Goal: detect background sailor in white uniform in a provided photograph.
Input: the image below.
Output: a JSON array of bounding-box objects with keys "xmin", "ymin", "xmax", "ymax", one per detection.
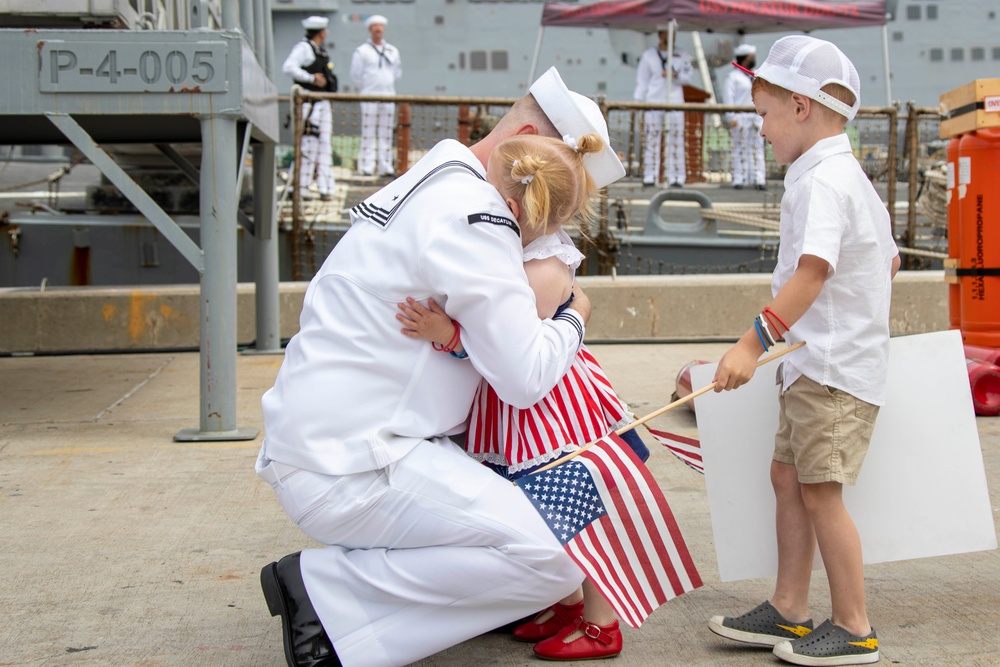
[
  {"xmin": 724, "ymin": 43, "xmax": 767, "ymax": 190},
  {"xmin": 256, "ymin": 67, "xmax": 626, "ymax": 667},
  {"xmin": 350, "ymin": 14, "xmax": 402, "ymax": 177},
  {"xmin": 634, "ymin": 27, "xmax": 693, "ymax": 187},
  {"xmin": 282, "ymin": 16, "xmax": 337, "ymax": 200}
]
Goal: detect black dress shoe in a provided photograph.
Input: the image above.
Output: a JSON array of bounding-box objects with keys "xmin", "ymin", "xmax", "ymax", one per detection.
[{"xmin": 261, "ymin": 553, "xmax": 341, "ymax": 667}]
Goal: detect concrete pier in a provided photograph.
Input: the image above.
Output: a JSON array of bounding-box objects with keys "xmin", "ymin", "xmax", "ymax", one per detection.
[
  {"xmin": 0, "ymin": 339, "xmax": 996, "ymax": 666},
  {"xmin": 0, "ymin": 271, "xmax": 947, "ymax": 354}
]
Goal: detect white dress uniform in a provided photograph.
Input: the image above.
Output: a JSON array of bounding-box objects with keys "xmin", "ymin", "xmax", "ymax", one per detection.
[
  {"xmin": 282, "ymin": 39, "xmax": 336, "ymax": 196},
  {"xmin": 723, "ymin": 67, "xmax": 765, "ymax": 188},
  {"xmin": 350, "ymin": 38, "xmax": 401, "ymax": 175},
  {"xmin": 257, "ymin": 138, "xmax": 586, "ymax": 667},
  {"xmin": 634, "ymin": 46, "xmax": 692, "ymax": 186}
]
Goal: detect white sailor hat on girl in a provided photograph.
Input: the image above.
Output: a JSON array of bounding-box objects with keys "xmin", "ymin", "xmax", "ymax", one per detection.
[
  {"xmin": 754, "ymin": 35, "xmax": 861, "ymax": 121},
  {"xmin": 528, "ymin": 67, "xmax": 626, "ymax": 189},
  {"xmin": 301, "ymin": 16, "xmax": 329, "ymax": 30}
]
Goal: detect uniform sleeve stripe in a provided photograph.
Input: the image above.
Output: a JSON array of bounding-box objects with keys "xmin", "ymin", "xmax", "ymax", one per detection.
[{"xmin": 553, "ymin": 310, "xmax": 584, "ymax": 343}]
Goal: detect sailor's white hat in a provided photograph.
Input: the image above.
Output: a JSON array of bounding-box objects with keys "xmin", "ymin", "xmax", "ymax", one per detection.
[
  {"xmin": 734, "ymin": 43, "xmax": 757, "ymax": 57},
  {"xmin": 302, "ymin": 16, "xmax": 329, "ymax": 30},
  {"xmin": 365, "ymin": 14, "xmax": 388, "ymax": 28},
  {"xmin": 528, "ymin": 67, "xmax": 625, "ymax": 189}
]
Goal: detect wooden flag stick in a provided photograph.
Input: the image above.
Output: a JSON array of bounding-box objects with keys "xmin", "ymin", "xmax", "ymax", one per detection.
[
  {"xmin": 618, "ymin": 340, "xmax": 806, "ymax": 435},
  {"xmin": 533, "ymin": 341, "xmax": 806, "ymax": 474}
]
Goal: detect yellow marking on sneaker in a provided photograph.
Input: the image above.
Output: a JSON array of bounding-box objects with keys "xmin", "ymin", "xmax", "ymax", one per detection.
[
  {"xmin": 776, "ymin": 624, "xmax": 813, "ymax": 637},
  {"xmin": 849, "ymin": 638, "xmax": 879, "ymax": 650}
]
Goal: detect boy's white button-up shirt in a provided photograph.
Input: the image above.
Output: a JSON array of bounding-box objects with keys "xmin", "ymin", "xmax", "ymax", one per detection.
[{"xmin": 775, "ymin": 133, "xmax": 899, "ymax": 405}]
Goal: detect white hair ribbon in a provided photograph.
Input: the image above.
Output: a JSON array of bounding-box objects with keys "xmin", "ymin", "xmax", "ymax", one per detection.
[
  {"xmin": 562, "ymin": 134, "xmax": 579, "ymax": 151},
  {"xmin": 513, "ymin": 159, "xmax": 533, "ymax": 185}
]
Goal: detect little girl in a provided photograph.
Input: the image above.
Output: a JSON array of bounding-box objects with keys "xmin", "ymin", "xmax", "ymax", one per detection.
[{"xmin": 396, "ymin": 131, "xmax": 649, "ymax": 661}]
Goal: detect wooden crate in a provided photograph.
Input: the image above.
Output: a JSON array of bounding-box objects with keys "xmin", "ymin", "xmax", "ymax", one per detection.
[{"xmin": 940, "ymin": 79, "xmax": 1000, "ymax": 139}]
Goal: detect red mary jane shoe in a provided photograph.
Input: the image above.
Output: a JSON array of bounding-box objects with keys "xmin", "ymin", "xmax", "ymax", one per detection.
[
  {"xmin": 533, "ymin": 617, "xmax": 623, "ymax": 661},
  {"xmin": 512, "ymin": 600, "xmax": 585, "ymax": 643}
]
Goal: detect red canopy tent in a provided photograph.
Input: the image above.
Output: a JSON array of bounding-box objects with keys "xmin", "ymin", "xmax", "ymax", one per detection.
[
  {"xmin": 530, "ymin": 0, "xmax": 891, "ymax": 102},
  {"xmin": 540, "ymin": 0, "xmax": 887, "ymax": 34}
]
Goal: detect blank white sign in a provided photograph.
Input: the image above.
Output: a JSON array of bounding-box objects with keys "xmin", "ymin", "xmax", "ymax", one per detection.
[{"xmin": 692, "ymin": 329, "xmax": 997, "ymax": 582}]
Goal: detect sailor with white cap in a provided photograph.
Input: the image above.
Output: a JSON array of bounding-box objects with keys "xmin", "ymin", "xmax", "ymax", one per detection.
[
  {"xmin": 350, "ymin": 14, "xmax": 402, "ymax": 176},
  {"xmin": 724, "ymin": 43, "xmax": 767, "ymax": 189},
  {"xmin": 634, "ymin": 25, "xmax": 693, "ymax": 187},
  {"xmin": 256, "ymin": 66, "xmax": 623, "ymax": 667},
  {"xmin": 281, "ymin": 16, "xmax": 337, "ymax": 199}
]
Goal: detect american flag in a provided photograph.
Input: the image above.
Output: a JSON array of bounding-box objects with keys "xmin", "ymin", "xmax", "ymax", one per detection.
[
  {"xmin": 644, "ymin": 426, "xmax": 704, "ymax": 474},
  {"xmin": 515, "ymin": 433, "xmax": 702, "ymax": 628}
]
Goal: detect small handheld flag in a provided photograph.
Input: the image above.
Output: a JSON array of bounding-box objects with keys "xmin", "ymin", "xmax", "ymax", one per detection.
[{"xmin": 515, "ymin": 433, "xmax": 702, "ymax": 628}]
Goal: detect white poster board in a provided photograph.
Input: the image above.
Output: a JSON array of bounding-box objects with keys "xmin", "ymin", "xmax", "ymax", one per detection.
[{"xmin": 692, "ymin": 330, "xmax": 997, "ymax": 582}]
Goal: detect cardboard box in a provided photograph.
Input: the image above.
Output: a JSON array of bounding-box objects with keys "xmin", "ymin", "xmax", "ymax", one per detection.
[{"xmin": 940, "ymin": 79, "xmax": 1000, "ymax": 139}]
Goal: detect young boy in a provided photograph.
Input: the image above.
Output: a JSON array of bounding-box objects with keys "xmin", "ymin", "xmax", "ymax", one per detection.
[{"xmin": 706, "ymin": 35, "xmax": 900, "ymax": 666}]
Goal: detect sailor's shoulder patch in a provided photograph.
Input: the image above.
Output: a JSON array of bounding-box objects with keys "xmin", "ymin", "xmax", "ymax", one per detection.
[{"xmin": 467, "ymin": 212, "xmax": 520, "ymax": 237}]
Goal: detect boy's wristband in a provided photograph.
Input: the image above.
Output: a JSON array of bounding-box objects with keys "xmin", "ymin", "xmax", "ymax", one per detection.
[{"xmin": 753, "ymin": 319, "xmax": 771, "ymax": 352}]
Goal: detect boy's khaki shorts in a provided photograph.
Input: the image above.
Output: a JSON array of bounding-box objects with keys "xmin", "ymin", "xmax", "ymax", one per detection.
[{"xmin": 773, "ymin": 374, "xmax": 879, "ymax": 485}]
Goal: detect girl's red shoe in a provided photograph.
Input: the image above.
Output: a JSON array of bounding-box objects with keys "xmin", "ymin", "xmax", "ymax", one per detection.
[
  {"xmin": 532, "ymin": 617, "xmax": 623, "ymax": 661},
  {"xmin": 511, "ymin": 600, "xmax": 585, "ymax": 643}
]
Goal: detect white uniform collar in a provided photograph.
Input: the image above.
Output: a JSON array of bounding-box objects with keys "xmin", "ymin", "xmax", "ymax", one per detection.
[{"xmin": 350, "ymin": 140, "xmax": 485, "ymax": 229}]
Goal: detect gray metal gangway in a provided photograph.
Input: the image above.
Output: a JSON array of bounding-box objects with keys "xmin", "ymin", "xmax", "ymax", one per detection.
[{"xmin": 0, "ymin": 0, "xmax": 282, "ymax": 442}]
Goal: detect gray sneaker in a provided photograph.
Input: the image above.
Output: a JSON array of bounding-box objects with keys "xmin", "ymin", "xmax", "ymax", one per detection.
[
  {"xmin": 773, "ymin": 619, "xmax": 879, "ymax": 666},
  {"xmin": 708, "ymin": 600, "xmax": 814, "ymax": 646}
]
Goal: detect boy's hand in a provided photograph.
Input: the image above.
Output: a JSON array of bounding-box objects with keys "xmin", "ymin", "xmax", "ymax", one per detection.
[
  {"xmin": 396, "ymin": 297, "xmax": 454, "ymax": 345},
  {"xmin": 713, "ymin": 336, "xmax": 763, "ymax": 391}
]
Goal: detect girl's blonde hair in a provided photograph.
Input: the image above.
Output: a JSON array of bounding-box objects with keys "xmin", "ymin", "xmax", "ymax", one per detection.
[{"xmin": 491, "ymin": 132, "xmax": 605, "ymax": 237}]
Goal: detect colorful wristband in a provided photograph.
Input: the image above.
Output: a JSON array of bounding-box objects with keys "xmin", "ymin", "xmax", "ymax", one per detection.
[{"xmin": 753, "ymin": 319, "xmax": 770, "ymax": 352}]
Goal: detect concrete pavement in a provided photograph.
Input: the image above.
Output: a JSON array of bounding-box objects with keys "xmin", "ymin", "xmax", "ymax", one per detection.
[{"xmin": 1, "ymin": 342, "xmax": 998, "ymax": 666}]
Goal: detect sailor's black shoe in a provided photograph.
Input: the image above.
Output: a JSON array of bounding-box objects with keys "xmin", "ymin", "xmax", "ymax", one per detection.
[{"xmin": 261, "ymin": 552, "xmax": 341, "ymax": 667}]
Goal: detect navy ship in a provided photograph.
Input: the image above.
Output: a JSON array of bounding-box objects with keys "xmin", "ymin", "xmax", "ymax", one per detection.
[
  {"xmin": 273, "ymin": 0, "xmax": 999, "ymax": 110},
  {"xmin": 1, "ymin": 0, "xmax": 987, "ymax": 286}
]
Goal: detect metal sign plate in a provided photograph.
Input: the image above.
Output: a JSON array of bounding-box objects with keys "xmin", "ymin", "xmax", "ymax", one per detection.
[{"xmin": 39, "ymin": 40, "xmax": 228, "ymax": 93}]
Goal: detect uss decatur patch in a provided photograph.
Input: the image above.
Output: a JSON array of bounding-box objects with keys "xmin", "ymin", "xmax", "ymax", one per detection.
[{"xmin": 468, "ymin": 212, "xmax": 520, "ymax": 237}]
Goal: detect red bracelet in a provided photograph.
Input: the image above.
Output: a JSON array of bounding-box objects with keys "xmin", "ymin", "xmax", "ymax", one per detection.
[
  {"xmin": 762, "ymin": 306, "xmax": 789, "ymax": 336},
  {"xmin": 432, "ymin": 320, "xmax": 461, "ymax": 352}
]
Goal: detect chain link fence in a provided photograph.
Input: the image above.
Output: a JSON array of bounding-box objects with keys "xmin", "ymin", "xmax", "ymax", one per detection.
[{"xmin": 285, "ymin": 88, "xmax": 945, "ymax": 279}]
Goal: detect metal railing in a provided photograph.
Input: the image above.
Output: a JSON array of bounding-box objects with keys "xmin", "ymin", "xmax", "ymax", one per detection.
[{"xmin": 285, "ymin": 88, "xmax": 945, "ymax": 278}]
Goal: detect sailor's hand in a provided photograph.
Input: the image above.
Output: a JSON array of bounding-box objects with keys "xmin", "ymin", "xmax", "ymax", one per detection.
[{"xmin": 313, "ymin": 73, "xmax": 327, "ymax": 88}]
